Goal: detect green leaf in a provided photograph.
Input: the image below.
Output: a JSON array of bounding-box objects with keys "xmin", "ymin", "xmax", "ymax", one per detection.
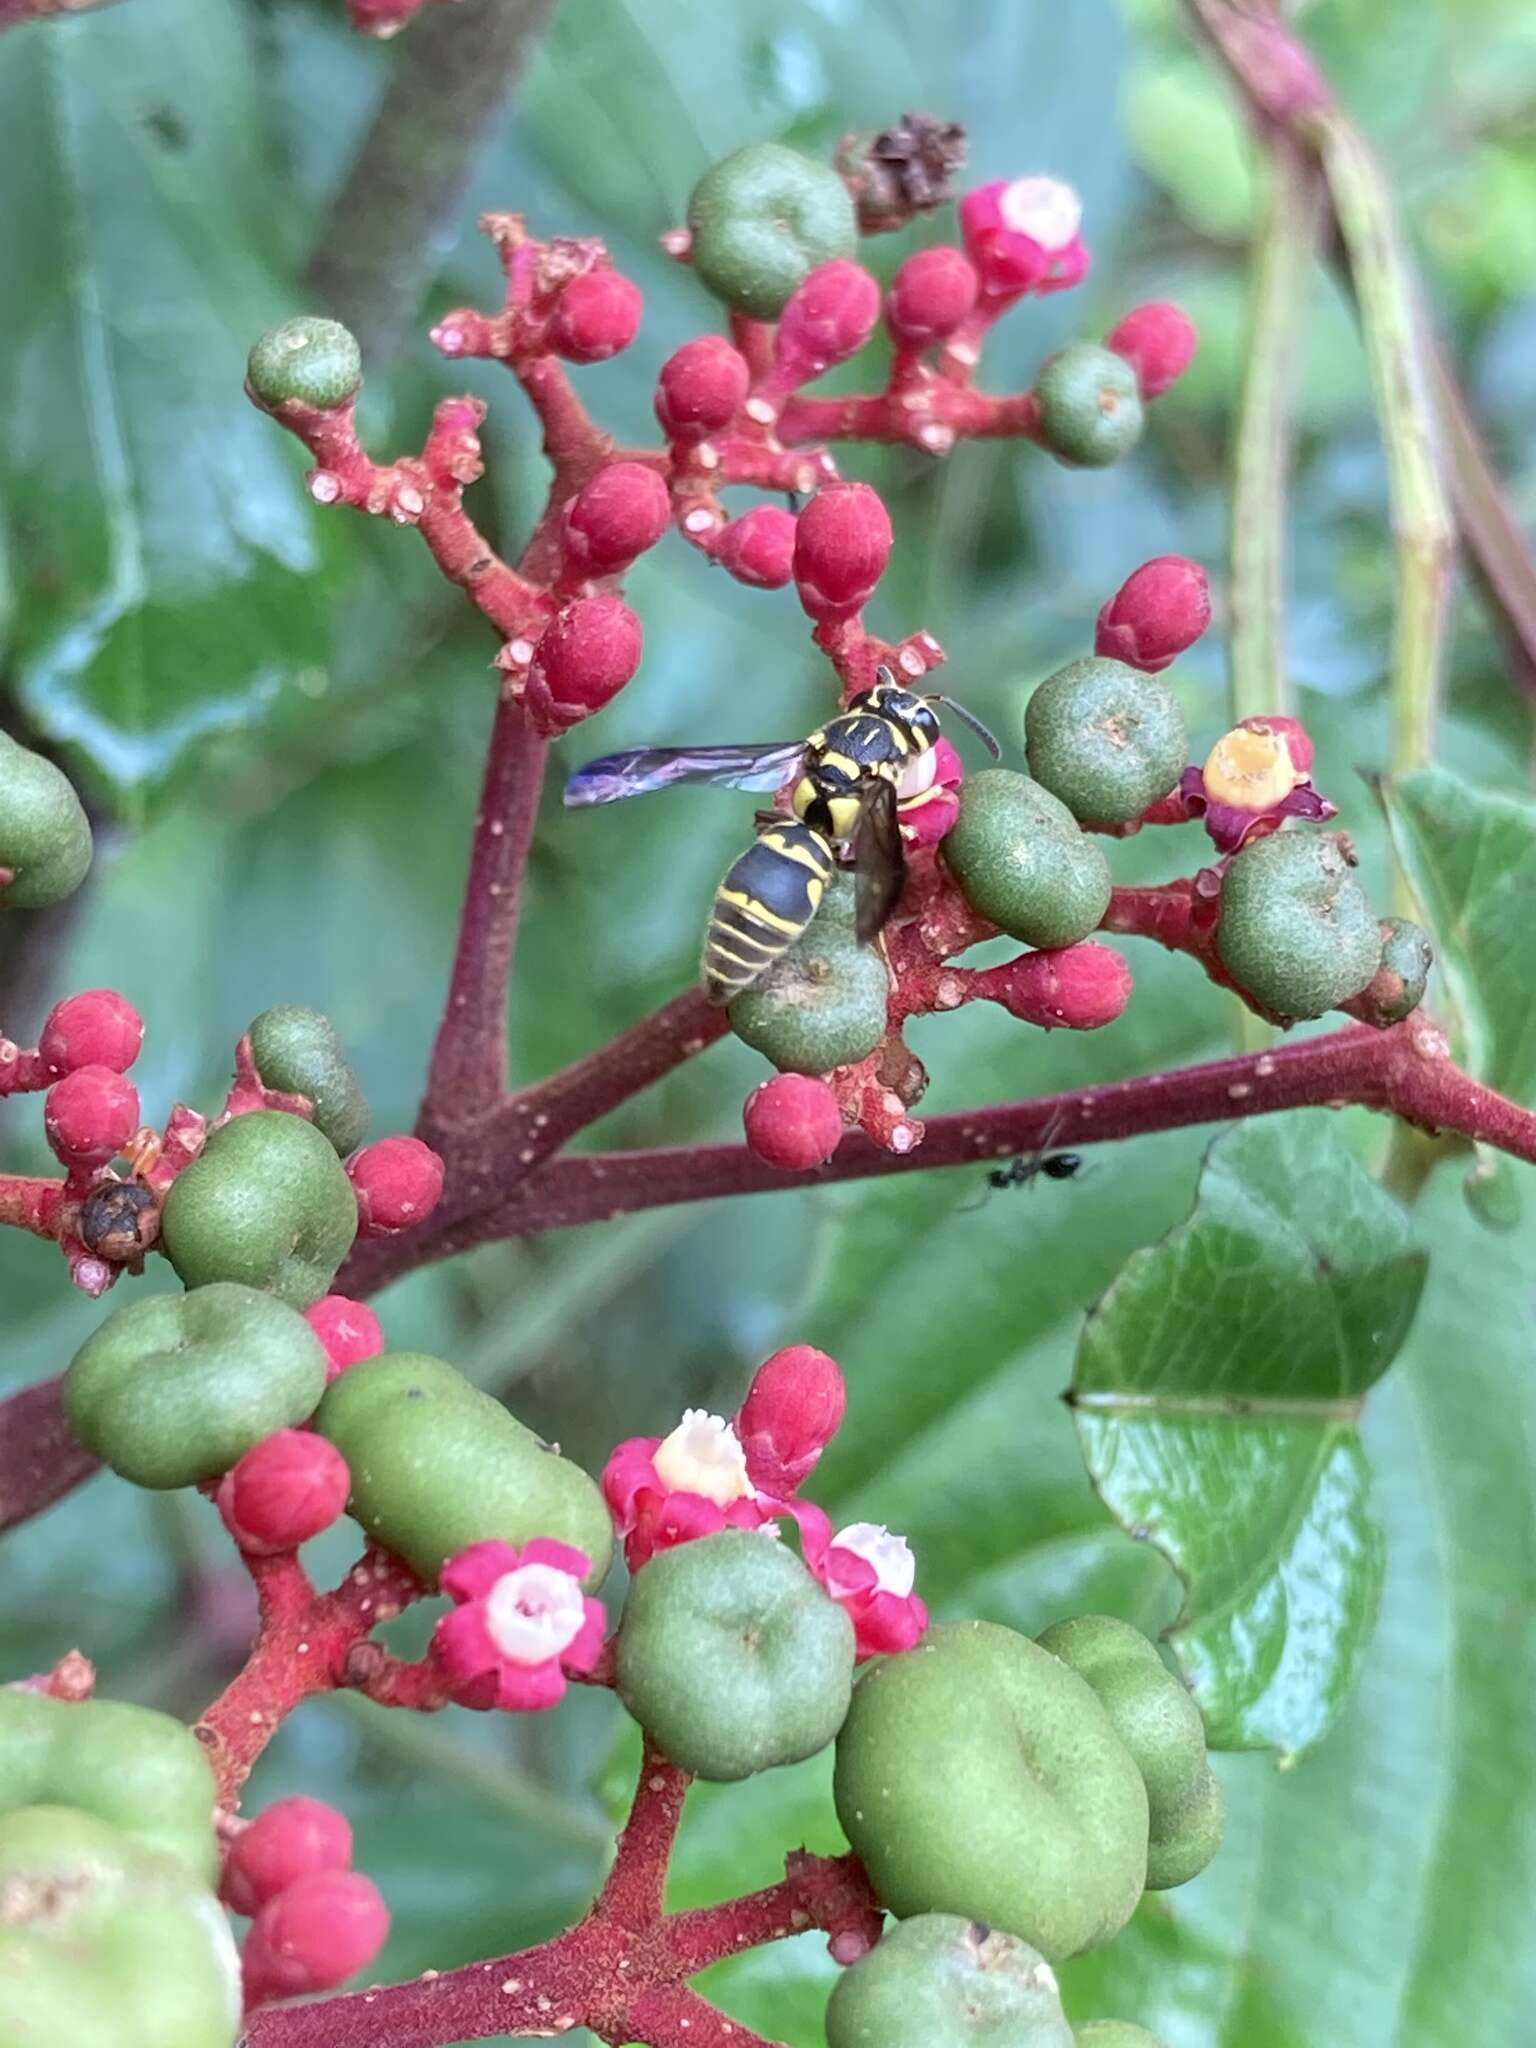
[
  {"xmin": 1071, "ymin": 1116, "xmax": 1427, "ymax": 1757},
  {"xmin": 1381, "ymin": 763, "xmax": 1536, "ymax": 1104},
  {"xmin": 0, "ymin": 0, "xmax": 352, "ymax": 813}
]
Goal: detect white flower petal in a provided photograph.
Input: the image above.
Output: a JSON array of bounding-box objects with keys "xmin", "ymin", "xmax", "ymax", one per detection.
[
  {"xmin": 485, "ymin": 1563, "xmax": 586, "ymax": 1665},
  {"xmin": 653, "ymin": 1409, "xmax": 756, "ymax": 1507},
  {"xmin": 999, "ymin": 176, "xmax": 1082, "ymax": 252},
  {"xmin": 832, "ymin": 1521, "xmax": 916, "ymax": 1597}
]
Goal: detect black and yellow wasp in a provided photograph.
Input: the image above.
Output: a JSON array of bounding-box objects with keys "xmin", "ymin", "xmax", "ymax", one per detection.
[{"xmin": 564, "ymin": 669, "xmax": 999, "ymax": 1003}]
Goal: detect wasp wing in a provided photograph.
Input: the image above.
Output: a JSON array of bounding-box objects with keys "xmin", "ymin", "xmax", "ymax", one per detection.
[
  {"xmin": 562, "ymin": 742, "xmax": 805, "ymax": 808},
  {"xmin": 852, "ymin": 778, "xmax": 906, "ymax": 945}
]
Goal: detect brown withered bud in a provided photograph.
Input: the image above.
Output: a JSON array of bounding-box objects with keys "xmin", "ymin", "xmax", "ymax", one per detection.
[
  {"xmin": 837, "ymin": 112, "xmax": 968, "ymax": 233},
  {"xmin": 78, "ymin": 1179, "xmax": 160, "ymax": 1263}
]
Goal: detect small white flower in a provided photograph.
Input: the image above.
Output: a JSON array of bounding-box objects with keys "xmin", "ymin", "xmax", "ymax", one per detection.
[
  {"xmin": 999, "ymin": 176, "xmax": 1082, "ymax": 252},
  {"xmin": 485, "ymin": 1564, "xmax": 586, "ymax": 1665},
  {"xmin": 653, "ymin": 1409, "xmax": 757, "ymax": 1507},
  {"xmin": 832, "ymin": 1522, "xmax": 916, "ymax": 1597}
]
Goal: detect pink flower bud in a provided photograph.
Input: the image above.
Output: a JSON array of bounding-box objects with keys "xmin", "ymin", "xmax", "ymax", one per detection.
[
  {"xmin": 523, "ymin": 595, "xmax": 644, "ymax": 734},
  {"xmin": 1105, "ymin": 302, "xmax": 1197, "ymax": 399},
  {"xmin": 655, "ymin": 336, "xmax": 751, "ymax": 441},
  {"xmin": 304, "ymin": 1295, "xmax": 385, "ymax": 1380},
  {"xmin": 714, "ymin": 505, "xmax": 797, "ymax": 589},
  {"xmin": 347, "ymin": 1135, "xmax": 446, "ymax": 1235},
  {"xmin": 743, "ymin": 1073, "xmax": 843, "ymax": 1171},
  {"xmin": 43, "ymin": 1066, "xmax": 139, "ymax": 1170},
  {"xmin": 772, "ymin": 260, "xmax": 881, "ymax": 386},
  {"xmin": 39, "ymin": 989, "xmax": 144, "ymax": 1076},
  {"xmin": 217, "ymin": 1430, "xmax": 351, "ymax": 1555},
  {"xmin": 991, "ymin": 942, "xmax": 1132, "ymax": 1031},
  {"xmin": 958, "ymin": 176, "xmax": 1089, "ymax": 300},
  {"xmin": 792, "ymin": 482, "xmax": 893, "ymax": 621},
  {"xmin": 548, "ymin": 269, "xmax": 643, "ymax": 363},
  {"xmin": 221, "ymin": 1798, "xmax": 353, "ymax": 1919},
  {"xmin": 886, "ymin": 246, "xmax": 979, "ymax": 347},
  {"xmin": 561, "ymin": 461, "xmax": 671, "ymax": 577},
  {"xmin": 737, "ymin": 1344, "xmax": 846, "ymax": 1495},
  {"xmin": 242, "ymin": 1871, "xmax": 389, "ymax": 2004},
  {"xmin": 1095, "ymin": 555, "xmax": 1211, "ymax": 673}
]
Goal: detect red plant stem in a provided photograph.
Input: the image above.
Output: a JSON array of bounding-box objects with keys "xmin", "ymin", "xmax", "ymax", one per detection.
[
  {"xmin": 420, "ymin": 693, "xmax": 549, "ymax": 1133},
  {"xmin": 609, "ymin": 1986, "xmax": 778, "ymax": 2048},
  {"xmin": 0, "ymin": 1372, "xmax": 99, "ymax": 1534},
  {"xmin": 0, "ymin": 1173, "xmax": 63, "ymax": 1239},
  {"xmin": 778, "ymin": 381, "xmax": 1042, "ymax": 448},
  {"xmin": 0, "ymin": 1043, "xmax": 51, "ymax": 1093},
  {"xmin": 592, "ymin": 1743, "xmax": 689, "ymax": 1928}
]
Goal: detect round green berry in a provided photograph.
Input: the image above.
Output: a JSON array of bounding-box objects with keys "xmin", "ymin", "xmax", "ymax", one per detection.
[
  {"xmin": 834, "ymin": 1620, "xmax": 1148, "ymax": 1963},
  {"xmin": 1075, "ymin": 2025, "xmax": 1170, "ymax": 2047},
  {"xmin": 616, "ymin": 1529, "xmax": 854, "ymax": 1781},
  {"xmin": 247, "ymin": 316, "xmax": 362, "ymax": 411},
  {"xmin": 728, "ymin": 877, "xmax": 889, "ymax": 1074},
  {"xmin": 942, "ymin": 770, "xmax": 1112, "ymax": 947},
  {"xmin": 1035, "ymin": 344, "xmax": 1145, "ymax": 468},
  {"xmin": 686, "ymin": 143, "xmax": 857, "ymax": 321},
  {"xmin": 246, "ymin": 1005, "xmax": 370, "ymax": 1155},
  {"xmin": 0, "ymin": 1806, "xmax": 240, "ymax": 2048},
  {"xmin": 0, "ymin": 732, "xmax": 93, "ymax": 910},
  {"xmin": 314, "ymin": 1351, "xmax": 613, "ymax": 1588},
  {"xmin": 1360, "ymin": 915, "xmax": 1433, "ymax": 1024},
  {"xmin": 1217, "ymin": 830, "xmax": 1382, "ymax": 1023},
  {"xmin": 160, "ymin": 1111, "xmax": 357, "ymax": 1307},
  {"xmin": 63, "ymin": 1283, "xmax": 327, "ymax": 1492},
  {"xmin": 826, "ymin": 1913, "xmax": 1073, "ymax": 2048},
  {"xmin": 1024, "ymin": 658, "xmax": 1187, "ymax": 826},
  {"xmin": 1036, "ymin": 1615, "xmax": 1223, "ymax": 1892},
  {"xmin": 0, "ymin": 1691, "xmax": 218, "ymax": 1883}
]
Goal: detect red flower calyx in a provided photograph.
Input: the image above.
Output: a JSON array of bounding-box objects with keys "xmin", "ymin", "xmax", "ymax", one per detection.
[
  {"xmin": 516, "ymin": 595, "xmax": 644, "ymax": 736},
  {"xmin": 221, "ymin": 1797, "xmax": 354, "ymax": 1919},
  {"xmin": 958, "ymin": 174, "xmax": 1089, "ymax": 300},
  {"xmin": 39, "ymin": 989, "xmax": 144, "ymax": 1077},
  {"xmin": 548, "ymin": 268, "xmax": 644, "ymax": 363},
  {"xmin": 793, "ymin": 481, "xmax": 894, "ymax": 621}
]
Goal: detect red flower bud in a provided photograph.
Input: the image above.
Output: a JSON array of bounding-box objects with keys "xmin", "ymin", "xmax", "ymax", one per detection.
[
  {"xmin": 990, "ymin": 942, "xmax": 1132, "ymax": 1031},
  {"xmin": 772, "ymin": 260, "xmax": 881, "ymax": 386},
  {"xmin": 1095, "ymin": 555, "xmax": 1211, "ymax": 673},
  {"xmin": 39, "ymin": 989, "xmax": 144, "ymax": 1077},
  {"xmin": 216, "ymin": 1430, "xmax": 351, "ymax": 1556},
  {"xmin": 737, "ymin": 1344, "xmax": 847, "ymax": 1494},
  {"xmin": 548, "ymin": 269, "xmax": 643, "ymax": 363},
  {"xmin": 714, "ymin": 505, "xmax": 797, "ymax": 589},
  {"xmin": 43, "ymin": 1065, "xmax": 139, "ymax": 1170},
  {"xmin": 221, "ymin": 1798, "xmax": 353, "ymax": 1919},
  {"xmin": 886, "ymin": 246, "xmax": 979, "ymax": 347},
  {"xmin": 523, "ymin": 596, "xmax": 644, "ymax": 735},
  {"xmin": 792, "ymin": 481, "xmax": 893, "ymax": 621},
  {"xmin": 347, "ymin": 1135, "xmax": 446, "ymax": 1235},
  {"xmin": 958, "ymin": 177, "xmax": 1088, "ymax": 300},
  {"xmin": 743, "ymin": 1073, "xmax": 844, "ymax": 1172},
  {"xmin": 242, "ymin": 1870, "xmax": 389, "ymax": 2004},
  {"xmin": 304, "ymin": 1294, "xmax": 386, "ymax": 1380},
  {"xmin": 655, "ymin": 335, "xmax": 751, "ymax": 441},
  {"xmin": 561, "ymin": 461, "xmax": 671, "ymax": 577},
  {"xmin": 1105, "ymin": 302, "xmax": 1197, "ymax": 399}
]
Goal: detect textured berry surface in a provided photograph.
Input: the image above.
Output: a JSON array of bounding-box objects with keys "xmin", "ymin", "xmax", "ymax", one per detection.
[
  {"xmin": 743, "ymin": 1073, "xmax": 844, "ymax": 1169},
  {"xmin": 1035, "ymin": 343, "xmax": 1145, "ymax": 467},
  {"xmin": 348, "ymin": 1134, "xmax": 446, "ymax": 1233},
  {"xmin": 1024, "ymin": 656, "xmax": 1188, "ymax": 825},
  {"xmin": 1359, "ymin": 916, "xmax": 1433, "ymax": 1024},
  {"xmin": 0, "ymin": 731, "xmax": 94, "ymax": 910},
  {"xmin": 43, "ymin": 1065, "xmax": 140, "ymax": 1169},
  {"xmin": 1217, "ymin": 830, "xmax": 1382, "ymax": 1021},
  {"xmin": 217, "ymin": 1429, "xmax": 352, "ymax": 1555},
  {"xmin": 247, "ymin": 316, "xmax": 362, "ymax": 410},
  {"xmin": 616, "ymin": 1529, "xmax": 854, "ymax": 1780},
  {"xmin": 220, "ymin": 1797, "xmax": 353, "ymax": 1918},
  {"xmin": 242, "ymin": 1869, "xmax": 388, "ymax": 2002},
  {"xmin": 685, "ymin": 143, "xmax": 857, "ymax": 321},
  {"xmin": 826, "ymin": 1913, "xmax": 1073, "ymax": 2048},
  {"xmin": 943, "ymin": 770, "xmax": 1112, "ymax": 946},
  {"xmin": 560, "ymin": 461, "xmax": 671, "ymax": 575},
  {"xmin": 654, "ymin": 335, "xmax": 751, "ymax": 439},
  {"xmin": 834, "ymin": 1619, "xmax": 1148, "ymax": 1961},
  {"xmin": 247, "ymin": 1005, "xmax": 370, "ymax": 1155},
  {"xmin": 548, "ymin": 269, "xmax": 642, "ymax": 362},
  {"xmin": 39, "ymin": 990, "xmax": 143, "ymax": 1076},
  {"xmin": 728, "ymin": 879, "xmax": 889, "ymax": 1074},
  {"xmin": 793, "ymin": 481, "xmax": 893, "ymax": 620},
  {"xmin": 63, "ymin": 1284, "xmax": 328, "ymax": 1491}
]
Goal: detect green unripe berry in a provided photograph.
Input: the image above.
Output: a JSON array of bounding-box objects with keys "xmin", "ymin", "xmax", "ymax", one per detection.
[
  {"xmin": 1360, "ymin": 915, "xmax": 1433, "ymax": 1024},
  {"xmin": 826, "ymin": 1913, "xmax": 1074, "ymax": 2048},
  {"xmin": 1036, "ymin": 1615, "xmax": 1223, "ymax": 1892},
  {"xmin": 160, "ymin": 1110, "xmax": 357, "ymax": 1307},
  {"xmin": 729, "ymin": 876, "xmax": 888, "ymax": 1074},
  {"xmin": 0, "ymin": 1692, "xmax": 218, "ymax": 1882},
  {"xmin": 1075, "ymin": 2025, "xmax": 1170, "ymax": 2047},
  {"xmin": 63, "ymin": 1283, "xmax": 327, "ymax": 1492},
  {"xmin": 314, "ymin": 1352, "xmax": 613, "ymax": 1588},
  {"xmin": 686, "ymin": 143, "xmax": 857, "ymax": 321},
  {"xmin": 1035, "ymin": 344, "xmax": 1145, "ymax": 468},
  {"xmin": 1024, "ymin": 658, "xmax": 1187, "ymax": 826},
  {"xmin": 247, "ymin": 316, "xmax": 362, "ymax": 411},
  {"xmin": 1217, "ymin": 830, "xmax": 1382, "ymax": 1023},
  {"xmin": 246, "ymin": 1005, "xmax": 370, "ymax": 1155},
  {"xmin": 616, "ymin": 1529, "xmax": 854, "ymax": 1781},
  {"xmin": 0, "ymin": 1807, "xmax": 240, "ymax": 2048},
  {"xmin": 943, "ymin": 770, "xmax": 1112, "ymax": 947},
  {"xmin": 0, "ymin": 732, "xmax": 93, "ymax": 909},
  {"xmin": 834, "ymin": 1620, "xmax": 1148, "ymax": 1963}
]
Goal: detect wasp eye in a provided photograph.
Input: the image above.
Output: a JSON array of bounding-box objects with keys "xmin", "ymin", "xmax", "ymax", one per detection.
[{"xmin": 898, "ymin": 750, "xmax": 939, "ymax": 800}]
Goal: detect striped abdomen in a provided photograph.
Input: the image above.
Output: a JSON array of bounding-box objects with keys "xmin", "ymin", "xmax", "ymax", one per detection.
[{"xmin": 702, "ymin": 822, "xmax": 835, "ymax": 1004}]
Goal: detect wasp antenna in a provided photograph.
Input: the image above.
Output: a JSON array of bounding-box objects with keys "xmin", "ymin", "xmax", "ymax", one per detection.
[{"xmin": 931, "ymin": 695, "xmax": 1002, "ymax": 759}]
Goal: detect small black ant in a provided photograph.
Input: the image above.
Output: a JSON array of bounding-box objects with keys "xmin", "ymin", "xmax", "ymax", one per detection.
[{"xmin": 986, "ymin": 1150, "xmax": 1084, "ymax": 1191}]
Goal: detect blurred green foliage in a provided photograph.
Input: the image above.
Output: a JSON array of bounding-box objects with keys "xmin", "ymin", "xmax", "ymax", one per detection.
[{"xmin": 2, "ymin": 1, "xmax": 1535, "ymax": 2044}]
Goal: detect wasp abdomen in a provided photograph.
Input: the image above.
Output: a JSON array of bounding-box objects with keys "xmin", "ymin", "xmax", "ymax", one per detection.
[{"xmin": 702, "ymin": 823, "xmax": 835, "ymax": 1005}]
